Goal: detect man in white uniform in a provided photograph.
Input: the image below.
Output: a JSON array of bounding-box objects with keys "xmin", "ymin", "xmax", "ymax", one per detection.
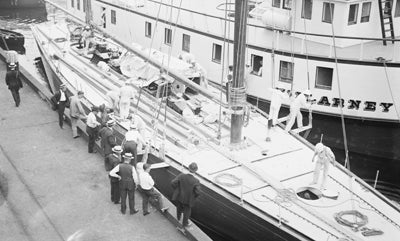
[
  {"xmin": 119, "ymin": 82, "xmax": 136, "ymax": 119},
  {"xmin": 268, "ymin": 87, "xmax": 289, "ymax": 126},
  {"xmin": 285, "ymin": 90, "xmax": 313, "ymax": 132},
  {"xmin": 310, "ymin": 143, "xmax": 336, "ymax": 190}
]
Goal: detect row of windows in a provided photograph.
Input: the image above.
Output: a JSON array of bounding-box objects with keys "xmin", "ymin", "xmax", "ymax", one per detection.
[
  {"xmin": 299, "ymin": 1, "xmax": 400, "ymax": 24},
  {"xmin": 70, "ymin": 0, "xmax": 86, "ymax": 12},
  {"xmin": 145, "ymin": 21, "xmax": 333, "ymax": 89}
]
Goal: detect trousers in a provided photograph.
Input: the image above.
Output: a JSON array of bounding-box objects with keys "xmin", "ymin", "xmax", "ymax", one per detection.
[
  {"xmin": 10, "ymin": 88, "xmax": 20, "ymax": 106},
  {"xmin": 120, "ymin": 187, "xmax": 135, "ymax": 213},
  {"xmin": 176, "ymin": 201, "xmax": 192, "ymax": 227},
  {"xmin": 110, "ymin": 178, "xmax": 120, "ymax": 203},
  {"xmin": 57, "ymin": 101, "xmax": 67, "ymax": 128},
  {"xmin": 141, "ymin": 188, "xmax": 164, "ymax": 213}
]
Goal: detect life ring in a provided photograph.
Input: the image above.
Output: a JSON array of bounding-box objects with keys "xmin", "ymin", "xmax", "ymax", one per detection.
[
  {"xmin": 171, "ymin": 81, "xmax": 186, "ymax": 95},
  {"xmin": 214, "ymin": 173, "xmax": 242, "ymax": 187},
  {"xmin": 334, "ymin": 210, "xmax": 368, "ymax": 231}
]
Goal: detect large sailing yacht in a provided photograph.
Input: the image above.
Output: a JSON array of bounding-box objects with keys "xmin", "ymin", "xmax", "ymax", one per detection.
[{"xmin": 64, "ymin": 0, "xmax": 400, "ymax": 191}]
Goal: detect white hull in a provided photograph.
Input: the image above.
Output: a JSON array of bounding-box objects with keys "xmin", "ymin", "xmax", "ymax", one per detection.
[{"xmin": 67, "ymin": 0, "xmax": 400, "ymax": 122}]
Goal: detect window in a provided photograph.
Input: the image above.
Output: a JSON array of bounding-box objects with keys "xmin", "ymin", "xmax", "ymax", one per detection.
[
  {"xmin": 145, "ymin": 22, "xmax": 151, "ymax": 38},
  {"xmin": 279, "ymin": 61, "xmax": 293, "ymax": 83},
  {"xmin": 212, "ymin": 43, "xmax": 222, "ymax": 63},
  {"xmin": 71, "ymin": 0, "xmax": 74, "ymax": 8},
  {"xmin": 111, "ymin": 10, "xmax": 116, "ymax": 24},
  {"xmin": 272, "ymin": 0, "xmax": 280, "ymax": 8},
  {"xmin": 164, "ymin": 28, "xmax": 172, "ymax": 45},
  {"xmin": 77, "ymin": 0, "xmax": 80, "ymax": 10},
  {"xmin": 83, "ymin": 0, "xmax": 86, "ymax": 12},
  {"xmin": 322, "ymin": 2, "xmax": 334, "ymax": 23},
  {"xmin": 251, "ymin": 54, "xmax": 263, "ymax": 77},
  {"xmin": 361, "ymin": 2, "xmax": 371, "ymax": 22},
  {"xmin": 315, "ymin": 67, "xmax": 333, "ymax": 90},
  {"xmin": 348, "ymin": 4, "xmax": 358, "ymax": 25},
  {"xmin": 182, "ymin": 34, "xmax": 190, "ymax": 52},
  {"xmin": 301, "ymin": 0, "xmax": 313, "ymax": 20},
  {"xmin": 395, "ymin": 0, "xmax": 400, "ymax": 17},
  {"xmin": 283, "ymin": 0, "xmax": 292, "ymax": 10}
]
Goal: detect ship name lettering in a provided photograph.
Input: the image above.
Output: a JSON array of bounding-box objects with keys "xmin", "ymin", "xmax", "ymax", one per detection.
[{"xmin": 315, "ymin": 96, "xmax": 393, "ymax": 112}]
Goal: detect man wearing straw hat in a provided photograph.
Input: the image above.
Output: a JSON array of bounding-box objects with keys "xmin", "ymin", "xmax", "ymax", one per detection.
[
  {"xmin": 107, "ymin": 145, "xmax": 123, "ymax": 204},
  {"xmin": 171, "ymin": 162, "xmax": 201, "ymax": 228},
  {"xmin": 109, "ymin": 153, "xmax": 139, "ymax": 215}
]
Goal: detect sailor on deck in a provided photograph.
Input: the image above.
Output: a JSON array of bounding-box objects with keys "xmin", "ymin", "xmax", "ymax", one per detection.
[
  {"xmin": 105, "ymin": 89, "xmax": 120, "ymax": 114},
  {"xmin": 310, "ymin": 143, "xmax": 336, "ymax": 190},
  {"xmin": 119, "ymin": 82, "xmax": 136, "ymax": 120},
  {"xmin": 285, "ymin": 90, "xmax": 313, "ymax": 132},
  {"xmin": 268, "ymin": 87, "xmax": 289, "ymax": 126}
]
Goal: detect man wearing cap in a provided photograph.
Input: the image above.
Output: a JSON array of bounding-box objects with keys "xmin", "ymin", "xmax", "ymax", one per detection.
[
  {"xmin": 99, "ymin": 119, "xmax": 117, "ymax": 168},
  {"xmin": 310, "ymin": 143, "xmax": 336, "ymax": 190},
  {"xmin": 285, "ymin": 90, "xmax": 314, "ymax": 132},
  {"xmin": 69, "ymin": 91, "xmax": 87, "ymax": 138},
  {"xmin": 109, "ymin": 153, "xmax": 139, "ymax": 214},
  {"xmin": 51, "ymin": 84, "xmax": 70, "ymax": 129},
  {"xmin": 171, "ymin": 162, "xmax": 201, "ymax": 228},
  {"xmin": 106, "ymin": 145, "xmax": 123, "ymax": 204},
  {"xmin": 86, "ymin": 106, "xmax": 101, "ymax": 153},
  {"xmin": 5, "ymin": 63, "xmax": 23, "ymax": 107},
  {"xmin": 139, "ymin": 163, "xmax": 169, "ymax": 216}
]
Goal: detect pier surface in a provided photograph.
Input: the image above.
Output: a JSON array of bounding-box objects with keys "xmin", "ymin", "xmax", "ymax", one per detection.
[{"xmin": 0, "ymin": 60, "xmax": 189, "ymax": 241}]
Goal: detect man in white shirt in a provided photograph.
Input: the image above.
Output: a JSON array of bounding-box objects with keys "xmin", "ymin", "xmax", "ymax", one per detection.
[
  {"xmin": 86, "ymin": 106, "xmax": 101, "ymax": 153},
  {"xmin": 138, "ymin": 163, "xmax": 168, "ymax": 216},
  {"xmin": 109, "ymin": 153, "xmax": 139, "ymax": 215},
  {"xmin": 285, "ymin": 90, "xmax": 313, "ymax": 132},
  {"xmin": 119, "ymin": 82, "xmax": 136, "ymax": 120},
  {"xmin": 269, "ymin": 87, "xmax": 289, "ymax": 126},
  {"xmin": 310, "ymin": 143, "xmax": 336, "ymax": 190},
  {"xmin": 105, "ymin": 89, "xmax": 120, "ymax": 114}
]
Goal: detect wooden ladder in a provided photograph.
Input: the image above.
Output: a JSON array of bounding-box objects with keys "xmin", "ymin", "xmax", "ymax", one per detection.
[{"xmin": 378, "ymin": 0, "xmax": 396, "ymax": 45}]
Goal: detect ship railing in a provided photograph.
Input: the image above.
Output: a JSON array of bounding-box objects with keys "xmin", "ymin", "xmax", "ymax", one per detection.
[{"xmin": 134, "ymin": 0, "xmax": 400, "ymax": 63}]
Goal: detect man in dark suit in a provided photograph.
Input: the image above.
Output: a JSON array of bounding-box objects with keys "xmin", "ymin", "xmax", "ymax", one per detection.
[
  {"xmin": 171, "ymin": 162, "xmax": 201, "ymax": 228},
  {"xmin": 99, "ymin": 119, "xmax": 117, "ymax": 169},
  {"xmin": 5, "ymin": 63, "xmax": 23, "ymax": 107},
  {"xmin": 106, "ymin": 145, "xmax": 122, "ymax": 204},
  {"xmin": 109, "ymin": 153, "xmax": 139, "ymax": 215},
  {"xmin": 51, "ymin": 84, "xmax": 70, "ymax": 129}
]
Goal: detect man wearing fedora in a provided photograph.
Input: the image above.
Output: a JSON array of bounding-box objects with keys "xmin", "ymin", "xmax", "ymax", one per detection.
[
  {"xmin": 171, "ymin": 162, "xmax": 201, "ymax": 228},
  {"xmin": 69, "ymin": 91, "xmax": 87, "ymax": 138},
  {"xmin": 109, "ymin": 153, "xmax": 139, "ymax": 214},
  {"xmin": 99, "ymin": 119, "xmax": 117, "ymax": 169},
  {"xmin": 51, "ymin": 84, "xmax": 70, "ymax": 129},
  {"xmin": 5, "ymin": 63, "xmax": 23, "ymax": 107},
  {"xmin": 107, "ymin": 145, "xmax": 123, "ymax": 204}
]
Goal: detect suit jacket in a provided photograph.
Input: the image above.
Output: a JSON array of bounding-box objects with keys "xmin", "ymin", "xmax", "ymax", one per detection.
[
  {"xmin": 5, "ymin": 70, "xmax": 22, "ymax": 90},
  {"xmin": 171, "ymin": 173, "xmax": 200, "ymax": 207},
  {"xmin": 99, "ymin": 127, "xmax": 116, "ymax": 156},
  {"xmin": 69, "ymin": 95, "xmax": 85, "ymax": 118},
  {"xmin": 51, "ymin": 90, "xmax": 70, "ymax": 108}
]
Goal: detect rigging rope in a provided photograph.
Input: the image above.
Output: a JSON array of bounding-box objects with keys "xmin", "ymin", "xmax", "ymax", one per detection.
[{"xmin": 380, "ymin": 59, "xmax": 400, "ymax": 122}]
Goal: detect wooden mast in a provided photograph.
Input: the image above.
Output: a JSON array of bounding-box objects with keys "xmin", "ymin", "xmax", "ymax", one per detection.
[
  {"xmin": 85, "ymin": 0, "xmax": 92, "ymax": 25},
  {"xmin": 230, "ymin": 0, "xmax": 248, "ymax": 145}
]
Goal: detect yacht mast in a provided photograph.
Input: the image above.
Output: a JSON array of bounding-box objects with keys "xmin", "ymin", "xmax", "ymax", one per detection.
[
  {"xmin": 85, "ymin": 0, "xmax": 92, "ymax": 25},
  {"xmin": 230, "ymin": 0, "xmax": 248, "ymax": 144}
]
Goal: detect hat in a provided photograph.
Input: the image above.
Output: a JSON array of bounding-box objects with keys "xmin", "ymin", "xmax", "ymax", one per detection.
[
  {"xmin": 77, "ymin": 90, "xmax": 84, "ymax": 95},
  {"xmin": 9, "ymin": 63, "xmax": 16, "ymax": 69},
  {"xmin": 302, "ymin": 90, "xmax": 312, "ymax": 96},
  {"xmin": 315, "ymin": 143, "xmax": 324, "ymax": 153},
  {"xmin": 188, "ymin": 162, "xmax": 198, "ymax": 173},
  {"xmin": 112, "ymin": 145, "xmax": 122, "ymax": 153},
  {"xmin": 84, "ymin": 25, "xmax": 91, "ymax": 30},
  {"xmin": 176, "ymin": 93, "xmax": 183, "ymax": 99},
  {"xmin": 91, "ymin": 106, "xmax": 99, "ymax": 112},
  {"xmin": 106, "ymin": 119, "xmax": 115, "ymax": 127},
  {"xmin": 60, "ymin": 83, "xmax": 66, "ymax": 88},
  {"xmin": 123, "ymin": 153, "xmax": 133, "ymax": 159}
]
